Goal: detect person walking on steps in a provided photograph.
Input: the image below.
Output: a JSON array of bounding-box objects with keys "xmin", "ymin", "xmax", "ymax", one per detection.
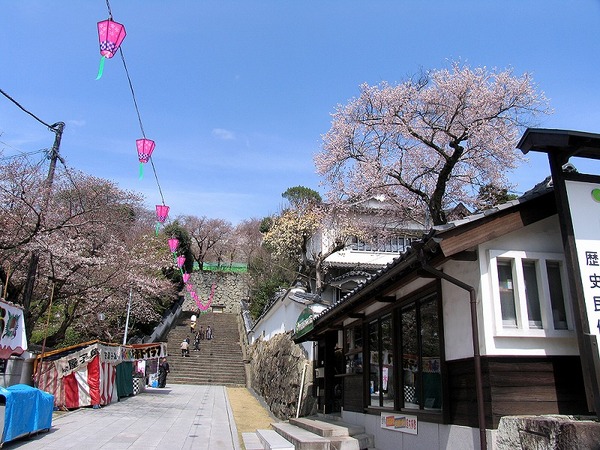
[
  {"xmin": 190, "ymin": 314, "xmax": 197, "ymax": 333},
  {"xmin": 206, "ymin": 325, "xmax": 213, "ymax": 340},
  {"xmin": 193, "ymin": 330, "xmax": 201, "ymax": 351},
  {"xmin": 181, "ymin": 338, "xmax": 189, "ymax": 357}
]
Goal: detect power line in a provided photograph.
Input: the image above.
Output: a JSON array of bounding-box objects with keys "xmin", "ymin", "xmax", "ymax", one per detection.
[
  {"xmin": 0, "ymin": 88, "xmax": 56, "ymax": 132},
  {"xmin": 103, "ymin": 3, "xmax": 168, "ymax": 209},
  {"xmin": 0, "ymin": 147, "xmax": 49, "ymax": 161}
]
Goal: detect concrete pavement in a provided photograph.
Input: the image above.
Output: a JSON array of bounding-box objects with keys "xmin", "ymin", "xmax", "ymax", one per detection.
[{"xmin": 4, "ymin": 384, "xmax": 241, "ymax": 450}]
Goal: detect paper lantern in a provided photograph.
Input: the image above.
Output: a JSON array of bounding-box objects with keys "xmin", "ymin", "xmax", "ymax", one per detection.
[
  {"xmin": 177, "ymin": 255, "xmax": 186, "ymax": 268},
  {"xmin": 154, "ymin": 204, "xmax": 169, "ymax": 235},
  {"xmin": 96, "ymin": 19, "xmax": 126, "ymax": 79},
  {"xmin": 183, "ymin": 273, "xmax": 190, "ymax": 283},
  {"xmin": 156, "ymin": 204, "xmax": 170, "ymax": 223},
  {"xmin": 167, "ymin": 238, "xmax": 179, "ymax": 253},
  {"xmin": 136, "ymin": 138, "xmax": 155, "ymax": 179}
]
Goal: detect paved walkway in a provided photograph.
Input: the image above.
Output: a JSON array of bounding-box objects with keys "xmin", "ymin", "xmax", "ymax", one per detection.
[{"xmin": 4, "ymin": 384, "xmax": 241, "ymax": 450}]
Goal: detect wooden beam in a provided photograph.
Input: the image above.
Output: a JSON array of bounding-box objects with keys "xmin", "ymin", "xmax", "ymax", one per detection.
[
  {"xmin": 348, "ymin": 313, "xmax": 365, "ymax": 319},
  {"xmin": 376, "ymin": 296, "xmax": 396, "ymax": 303},
  {"xmin": 438, "ymin": 192, "xmax": 556, "ymax": 257},
  {"xmin": 450, "ymin": 250, "xmax": 478, "ymax": 261}
]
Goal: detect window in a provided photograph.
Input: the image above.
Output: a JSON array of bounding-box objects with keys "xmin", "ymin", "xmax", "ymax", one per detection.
[
  {"xmin": 344, "ymin": 325, "xmax": 363, "ymax": 374},
  {"xmin": 349, "ymin": 235, "xmax": 416, "ymax": 254},
  {"xmin": 400, "ymin": 293, "xmax": 442, "ymax": 411},
  {"xmin": 490, "ymin": 250, "xmax": 571, "ymax": 333},
  {"xmin": 368, "ymin": 314, "xmax": 394, "ymax": 407}
]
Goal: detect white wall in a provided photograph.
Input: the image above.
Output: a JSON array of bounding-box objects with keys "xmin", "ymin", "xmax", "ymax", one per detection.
[
  {"xmin": 342, "ymin": 409, "xmax": 492, "ymax": 450},
  {"xmin": 477, "ymin": 215, "xmax": 578, "ymax": 357},
  {"xmin": 440, "ymin": 260, "xmax": 480, "ymax": 362},
  {"xmin": 389, "ymin": 215, "xmax": 579, "ymax": 362},
  {"xmin": 248, "ymin": 299, "xmax": 314, "ymax": 358}
]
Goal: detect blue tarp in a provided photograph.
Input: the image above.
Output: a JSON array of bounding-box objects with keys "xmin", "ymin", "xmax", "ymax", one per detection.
[{"xmin": 0, "ymin": 384, "xmax": 54, "ymax": 444}]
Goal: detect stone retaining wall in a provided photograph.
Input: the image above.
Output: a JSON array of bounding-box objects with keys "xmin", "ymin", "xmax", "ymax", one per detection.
[
  {"xmin": 248, "ymin": 332, "xmax": 316, "ymax": 420},
  {"xmin": 496, "ymin": 415, "xmax": 600, "ymax": 449},
  {"xmin": 182, "ymin": 271, "xmax": 248, "ymax": 314}
]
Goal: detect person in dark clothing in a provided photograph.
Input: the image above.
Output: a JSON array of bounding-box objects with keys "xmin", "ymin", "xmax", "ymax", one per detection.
[
  {"xmin": 193, "ymin": 331, "xmax": 201, "ymax": 351},
  {"xmin": 158, "ymin": 358, "xmax": 170, "ymax": 388}
]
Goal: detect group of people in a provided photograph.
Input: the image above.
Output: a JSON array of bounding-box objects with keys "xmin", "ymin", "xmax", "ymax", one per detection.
[
  {"xmin": 181, "ymin": 315, "xmax": 214, "ymax": 356},
  {"xmin": 190, "ymin": 314, "xmax": 213, "ymax": 340},
  {"xmin": 154, "ymin": 314, "xmax": 217, "ymax": 388}
]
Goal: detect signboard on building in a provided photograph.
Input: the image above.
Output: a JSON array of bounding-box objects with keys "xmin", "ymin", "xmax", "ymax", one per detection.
[
  {"xmin": 381, "ymin": 412, "xmax": 418, "ymax": 434},
  {"xmin": 294, "ymin": 307, "xmax": 314, "ymax": 339},
  {"xmin": 566, "ymin": 180, "xmax": 600, "ymax": 354}
]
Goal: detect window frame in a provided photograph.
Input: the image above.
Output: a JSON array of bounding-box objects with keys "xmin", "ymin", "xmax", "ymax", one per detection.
[
  {"xmin": 488, "ymin": 250, "xmax": 574, "ymax": 337},
  {"xmin": 360, "ymin": 283, "xmax": 444, "ymax": 419},
  {"xmin": 349, "ymin": 234, "xmax": 417, "ymax": 254}
]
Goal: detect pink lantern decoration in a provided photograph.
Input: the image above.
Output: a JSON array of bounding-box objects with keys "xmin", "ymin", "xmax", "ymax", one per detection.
[
  {"xmin": 177, "ymin": 255, "xmax": 186, "ymax": 268},
  {"xmin": 167, "ymin": 238, "xmax": 179, "ymax": 253},
  {"xmin": 183, "ymin": 273, "xmax": 190, "ymax": 283},
  {"xmin": 136, "ymin": 138, "xmax": 155, "ymax": 179},
  {"xmin": 156, "ymin": 205, "xmax": 170, "ymax": 223},
  {"xmin": 154, "ymin": 204, "xmax": 169, "ymax": 235},
  {"xmin": 194, "ymin": 283, "xmax": 216, "ymax": 311},
  {"xmin": 96, "ymin": 19, "xmax": 126, "ymax": 79}
]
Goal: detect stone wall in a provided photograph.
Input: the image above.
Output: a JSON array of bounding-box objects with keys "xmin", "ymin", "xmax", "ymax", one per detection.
[
  {"xmin": 496, "ymin": 415, "xmax": 600, "ymax": 449},
  {"xmin": 248, "ymin": 332, "xmax": 316, "ymax": 420},
  {"xmin": 182, "ymin": 272, "xmax": 248, "ymax": 314}
]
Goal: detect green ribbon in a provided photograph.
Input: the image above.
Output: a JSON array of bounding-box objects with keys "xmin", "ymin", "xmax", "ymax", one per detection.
[{"xmin": 96, "ymin": 56, "xmax": 106, "ymax": 80}]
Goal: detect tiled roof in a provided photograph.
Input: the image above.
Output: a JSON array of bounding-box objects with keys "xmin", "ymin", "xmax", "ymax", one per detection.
[
  {"xmin": 323, "ymin": 260, "xmax": 390, "ymax": 270},
  {"xmin": 306, "ymin": 179, "xmax": 556, "ymax": 331}
]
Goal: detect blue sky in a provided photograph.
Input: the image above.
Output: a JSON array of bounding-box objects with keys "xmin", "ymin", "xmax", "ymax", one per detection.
[{"xmin": 2, "ymin": 1, "xmax": 600, "ymax": 224}]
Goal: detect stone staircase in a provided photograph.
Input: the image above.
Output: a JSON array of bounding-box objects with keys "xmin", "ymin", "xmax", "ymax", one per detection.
[
  {"xmin": 166, "ymin": 311, "xmax": 246, "ymax": 386},
  {"xmin": 243, "ymin": 414, "xmax": 376, "ymax": 450}
]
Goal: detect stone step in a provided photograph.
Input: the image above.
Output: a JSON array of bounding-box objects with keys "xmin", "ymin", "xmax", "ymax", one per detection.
[
  {"xmin": 271, "ymin": 422, "xmax": 330, "ymax": 450},
  {"xmin": 164, "ymin": 312, "xmax": 246, "ymax": 386},
  {"xmin": 257, "ymin": 429, "xmax": 295, "ymax": 450},
  {"xmin": 242, "ymin": 432, "xmax": 265, "ymax": 450},
  {"xmin": 290, "ymin": 417, "xmax": 350, "ymax": 437},
  {"xmin": 292, "ymin": 416, "xmax": 366, "ymax": 437}
]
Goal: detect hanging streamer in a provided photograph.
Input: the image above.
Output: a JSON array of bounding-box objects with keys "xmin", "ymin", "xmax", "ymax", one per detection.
[
  {"xmin": 96, "ymin": 56, "xmax": 106, "ymax": 80},
  {"xmin": 189, "ymin": 283, "xmax": 216, "ymax": 311}
]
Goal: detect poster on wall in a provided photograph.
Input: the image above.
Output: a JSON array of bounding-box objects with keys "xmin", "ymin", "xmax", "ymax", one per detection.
[
  {"xmin": 0, "ymin": 300, "xmax": 27, "ymax": 359},
  {"xmin": 566, "ymin": 180, "xmax": 600, "ymax": 361},
  {"xmin": 380, "ymin": 412, "xmax": 417, "ymax": 435}
]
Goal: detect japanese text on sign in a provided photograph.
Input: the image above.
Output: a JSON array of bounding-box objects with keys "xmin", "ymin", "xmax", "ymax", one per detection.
[{"xmin": 380, "ymin": 413, "xmax": 418, "ymax": 435}]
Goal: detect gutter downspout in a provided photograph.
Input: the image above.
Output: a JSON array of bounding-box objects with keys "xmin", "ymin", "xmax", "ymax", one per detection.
[{"xmin": 418, "ymin": 253, "xmax": 487, "ymax": 450}]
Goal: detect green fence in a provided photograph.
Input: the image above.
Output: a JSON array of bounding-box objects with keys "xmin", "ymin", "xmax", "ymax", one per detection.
[{"xmin": 199, "ymin": 262, "xmax": 248, "ymax": 273}]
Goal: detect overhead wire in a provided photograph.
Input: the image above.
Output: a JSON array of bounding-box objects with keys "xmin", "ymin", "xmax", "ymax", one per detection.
[
  {"xmin": 0, "ymin": 88, "xmax": 63, "ymax": 137},
  {"xmin": 0, "ymin": 147, "xmax": 49, "ymax": 161},
  {"xmin": 104, "ymin": 0, "xmax": 168, "ymax": 208}
]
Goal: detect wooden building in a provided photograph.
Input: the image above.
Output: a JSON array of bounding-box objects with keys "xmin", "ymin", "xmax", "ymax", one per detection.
[{"xmin": 294, "ymin": 129, "xmax": 600, "ymax": 449}]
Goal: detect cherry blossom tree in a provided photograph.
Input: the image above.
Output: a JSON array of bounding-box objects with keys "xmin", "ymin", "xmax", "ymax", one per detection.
[
  {"xmin": 179, "ymin": 215, "xmax": 233, "ymax": 270},
  {"xmin": 234, "ymin": 218, "xmax": 264, "ymax": 265},
  {"xmin": 315, "ymin": 62, "xmax": 551, "ymax": 225},
  {"xmin": 263, "ymin": 195, "xmax": 363, "ymax": 294},
  {"xmin": 0, "ymin": 160, "xmax": 177, "ymax": 345}
]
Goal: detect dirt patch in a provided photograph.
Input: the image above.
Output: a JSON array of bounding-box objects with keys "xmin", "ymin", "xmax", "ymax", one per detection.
[{"xmin": 227, "ymin": 387, "xmax": 275, "ymax": 448}]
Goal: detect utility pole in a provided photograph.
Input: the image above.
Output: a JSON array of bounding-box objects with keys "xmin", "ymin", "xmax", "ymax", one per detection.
[
  {"xmin": 123, "ymin": 288, "xmax": 133, "ymax": 345},
  {"xmin": 22, "ymin": 122, "xmax": 65, "ymax": 340}
]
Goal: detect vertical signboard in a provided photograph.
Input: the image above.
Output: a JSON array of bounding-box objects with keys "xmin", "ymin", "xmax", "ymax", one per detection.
[{"xmin": 566, "ymin": 180, "xmax": 600, "ymax": 349}]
